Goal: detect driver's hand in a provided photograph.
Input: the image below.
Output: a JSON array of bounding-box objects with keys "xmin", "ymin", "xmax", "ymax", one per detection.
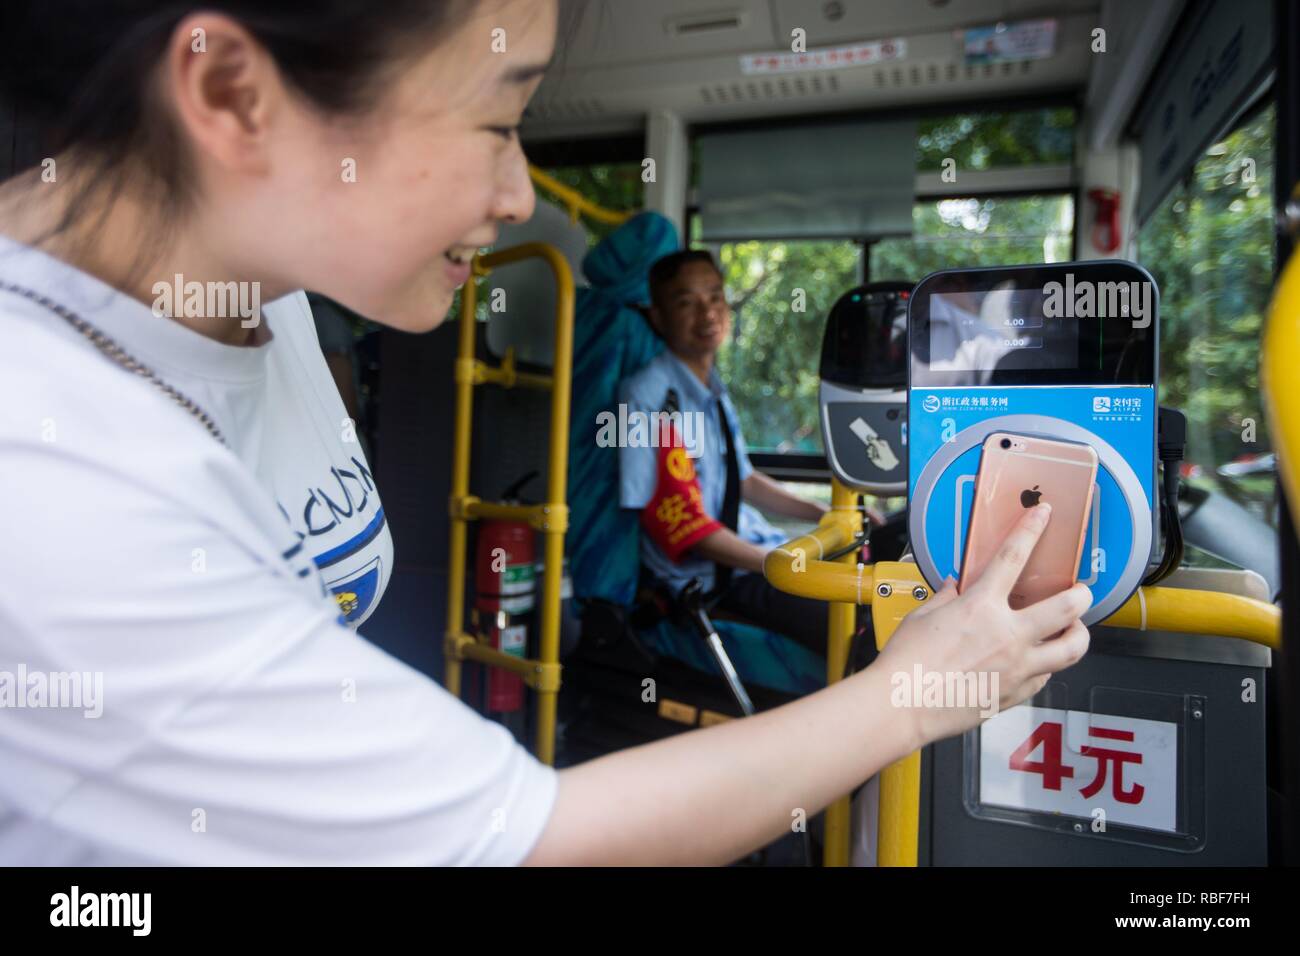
[{"xmin": 872, "ymin": 502, "xmax": 1091, "ymax": 748}]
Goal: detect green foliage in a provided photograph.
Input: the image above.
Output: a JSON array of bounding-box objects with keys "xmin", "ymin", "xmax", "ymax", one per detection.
[
  {"xmin": 716, "ymin": 195, "xmax": 1073, "ymax": 453},
  {"xmin": 1138, "ymin": 105, "xmax": 1275, "ymax": 519},
  {"xmin": 536, "ymin": 107, "xmax": 1278, "ymax": 529},
  {"xmin": 714, "ymin": 240, "xmax": 861, "ymax": 453},
  {"xmin": 872, "ymin": 195, "xmax": 1073, "ymax": 280},
  {"xmin": 916, "ymin": 108, "xmax": 1076, "ymax": 171}
]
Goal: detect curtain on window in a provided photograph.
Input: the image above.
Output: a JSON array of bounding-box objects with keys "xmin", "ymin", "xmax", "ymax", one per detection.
[{"xmin": 697, "ymin": 118, "xmax": 916, "ymax": 240}]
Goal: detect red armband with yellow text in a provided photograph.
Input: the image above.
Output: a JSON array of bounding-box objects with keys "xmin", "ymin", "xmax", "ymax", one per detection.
[{"xmin": 640, "ymin": 421, "xmax": 721, "ymax": 562}]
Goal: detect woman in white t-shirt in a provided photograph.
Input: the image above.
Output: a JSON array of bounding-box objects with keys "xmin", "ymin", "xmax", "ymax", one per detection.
[{"xmin": 0, "ymin": 0, "xmax": 1092, "ymax": 865}]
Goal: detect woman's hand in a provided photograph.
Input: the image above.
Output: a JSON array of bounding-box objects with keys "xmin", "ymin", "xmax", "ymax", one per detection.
[
  {"xmin": 873, "ymin": 502, "xmax": 1092, "ymax": 749},
  {"xmin": 530, "ymin": 500, "xmax": 1092, "ymax": 866}
]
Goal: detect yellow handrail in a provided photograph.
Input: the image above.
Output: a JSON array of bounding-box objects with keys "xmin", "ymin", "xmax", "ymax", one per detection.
[
  {"xmin": 820, "ymin": 480, "xmax": 863, "ymax": 866},
  {"xmin": 763, "ymin": 514, "xmax": 875, "ymax": 606},
  {"xmin": 529, "ymin": 165, "xmax": 637, "ymax": 226},
  {"xmin": 763, "ymin": 515, "xmax": 1284, "ymax": 646},
  {"xmin": 764, "ymin": 510, "xmax": 1283, "ymax": 866},
  {"xmin": 1263, "ymin": 210, "xmax": 1300, "ymax": 528},
  {"xmin": 443, "ymin": 241, "xmax": 575, "ymax": 765}
]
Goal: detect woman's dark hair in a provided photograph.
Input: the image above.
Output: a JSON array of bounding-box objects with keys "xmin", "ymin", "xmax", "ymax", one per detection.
[
  {"xmin": 647, "ymin": 249, "xmax": 723, "ymax": 308},
  {"xmin": 0, "ymin": 1, "xmax": 479, "ymax": 251}
]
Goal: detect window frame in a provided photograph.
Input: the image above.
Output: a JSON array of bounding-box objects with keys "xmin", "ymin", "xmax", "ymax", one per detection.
[
  {"xmin": 1132, "ymin": 95, "xmax": 1278, "ymax": 523},
  {"xmin": 538, "ymin": 103, "xmax": 1085, "ymax": 482},
  {"xmin": 696, "ymin": 187, "xmax": 1080, "ymax": 478}
]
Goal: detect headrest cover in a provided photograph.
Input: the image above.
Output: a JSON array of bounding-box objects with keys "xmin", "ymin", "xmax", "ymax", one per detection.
[{"xmin": 582, "ymin": 211, "xmax": 680, "ymax": 304}]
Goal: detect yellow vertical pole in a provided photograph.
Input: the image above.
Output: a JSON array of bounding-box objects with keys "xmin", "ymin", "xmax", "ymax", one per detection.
[
  {"xmin": 1263, "ymin": 236, "xmax": 1300, "ymax": 519},
  {"xmin": 822, "ymin": 478, "xmax": 861, "ymax": 866},
  {"xmin": 444, "ymin": 278, "xmax": 480, "ymax": 699},
  {"xmin": 532, "ymin": 252, "xmax": 575, "ymax": 765},
  {"xmin": 870, "ymin": 561, "xmax": 930, "ymax": 866}
]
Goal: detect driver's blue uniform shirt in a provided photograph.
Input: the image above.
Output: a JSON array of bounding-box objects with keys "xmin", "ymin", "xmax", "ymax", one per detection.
[{"xmin": 618, "ymin": 350, "xmax": 789, "ymax": 593}]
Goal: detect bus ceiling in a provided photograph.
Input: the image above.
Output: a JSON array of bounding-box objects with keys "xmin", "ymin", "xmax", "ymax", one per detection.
[
  {"xmin": 523, "ymin": 0, "xmax": 1196, "ymax": 260},
  {"xmin": 523, "ymin": 0, "xmax": 1184, "ymax": 145}
]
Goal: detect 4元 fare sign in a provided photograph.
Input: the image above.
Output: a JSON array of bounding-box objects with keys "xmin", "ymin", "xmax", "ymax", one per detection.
[{"xmin": 979, "ymin": 705, "xmax": 1179, "ymax": 834}]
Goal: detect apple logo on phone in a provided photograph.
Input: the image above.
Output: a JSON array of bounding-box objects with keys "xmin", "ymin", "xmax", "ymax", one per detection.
[{"xmin": 1020, "ymin": 485, "xmax": 1043, "ymax": 508}]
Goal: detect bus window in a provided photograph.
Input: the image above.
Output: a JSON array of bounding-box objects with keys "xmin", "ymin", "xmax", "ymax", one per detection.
[
  {"xmin": 870, "ymin": 193, "xmax": 1074, "ymax": 277},
  {"xmin": 713, "ymin": 237, "xmax": 862, "ymax": 456},
  {"xmin": 1138, "ymin": 103, "xmax": 1276, "ymax": 525},
  {"xmin": 705, "ymin": 108, "xmax": 1077, "ymax": 464},
  {"xmin": 915, "ymin": 107, "xmax": 1076, "ymax": 171}
]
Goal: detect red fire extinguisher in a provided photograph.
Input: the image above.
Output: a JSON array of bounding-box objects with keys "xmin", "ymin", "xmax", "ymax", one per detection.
[{"xmin": 474, "ymin": 474, "xmax": 538, "ymax": 713}]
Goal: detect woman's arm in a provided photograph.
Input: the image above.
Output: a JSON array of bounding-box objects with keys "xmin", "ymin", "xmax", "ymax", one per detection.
[
  {"xmin": 526, "ymin": 660, "xmax": 910, "ymax": 866},
  {"xmin": 525, "ymin": 502, "xmax": 1091, "ymax": 865}
]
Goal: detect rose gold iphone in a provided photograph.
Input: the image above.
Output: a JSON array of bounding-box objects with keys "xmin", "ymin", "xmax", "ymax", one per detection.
[{"xmin": 958, "ymin": 432, "xmax": 1099, "ymax": 609}]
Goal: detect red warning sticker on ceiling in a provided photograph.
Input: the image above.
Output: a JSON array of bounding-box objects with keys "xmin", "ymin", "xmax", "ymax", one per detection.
[{"xmin": 739, "ymin": 38, "xmax": 907, "ymax": 75}]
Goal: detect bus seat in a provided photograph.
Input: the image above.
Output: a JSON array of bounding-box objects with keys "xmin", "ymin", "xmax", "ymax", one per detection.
[
  {"xmin": 565, "ymin": 211, "xmax": 824, "ymax": 699},
  {"xmin": 485, "ymin": 198, "xmax": 591, "ymax": 369},
  {"xmin": 567, "ymin": 211, "xmax": 673, "ymax": 607}
]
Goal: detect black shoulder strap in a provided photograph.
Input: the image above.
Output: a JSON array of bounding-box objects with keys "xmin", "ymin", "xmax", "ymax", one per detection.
[
  {"xmin": 716, "ymin": 398, "xmax": 740, "ymax": 532},
  {"xmin": 713, "ymin": 397, "xmax": 741, "ymax": 593}
]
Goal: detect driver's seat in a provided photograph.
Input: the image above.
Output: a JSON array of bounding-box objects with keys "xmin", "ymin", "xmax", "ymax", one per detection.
[{"xmin": 561, "ymin": 212, "xmax": 826, "ymax": 755}]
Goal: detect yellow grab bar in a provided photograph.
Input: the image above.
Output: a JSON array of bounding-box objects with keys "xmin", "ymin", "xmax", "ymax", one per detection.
[
  {"xmin": 765, "ymin": 514, "xmax": 1281, "ymax": 867},
  {"xmin": 443, "ymin": 241, "xmax": 575, "ymax": 765},
  {"xmin": 820, "ymin": 481, "xmax": 865, "ymax": 866},
  {"xmin": 1263, "ymin": 224, "xmax": 1300, "ymax": 527},
  {"xmin": 762, "ymin": 513, "xmax": 875, "ymax": 606},
  {"xmin": 529, "ymin": 165, "xmax": 636, "ymax": 226},
  {"xmin": 1105, "ymin": 585, "xmax": 1280, "ymax": 649},
  {"xmin": 763, "ymin": 517, "xmax": 1281, "ymax": 647}
]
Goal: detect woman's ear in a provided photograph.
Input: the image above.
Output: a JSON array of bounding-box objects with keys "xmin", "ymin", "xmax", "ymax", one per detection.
[{"xmin": 163, "ymin": 13, "xmax": 281, "ymax": 176}]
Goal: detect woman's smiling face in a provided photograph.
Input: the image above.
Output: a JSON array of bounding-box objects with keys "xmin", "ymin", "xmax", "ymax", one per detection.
[{"xmin": 224, "ymin": 0, "xmax": 558, "ymax": 331}]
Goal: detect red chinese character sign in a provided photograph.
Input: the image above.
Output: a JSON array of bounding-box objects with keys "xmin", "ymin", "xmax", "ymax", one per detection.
[
  {"xmin": 738, "ymin": 38, "xmax": 907, "ymax": 76},
  {"xmin": 980, "ymin": 706, "xmax": 1177, "ymax": 832}
]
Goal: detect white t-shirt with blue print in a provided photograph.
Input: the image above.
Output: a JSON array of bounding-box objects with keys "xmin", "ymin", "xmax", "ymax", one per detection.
[
  {"xmin": 618, "ymin": 350, "xmax": 788, "ymax": 592},
  {"xmin": 0, "ymin": 235, "xmax": 556, "ymax": 865}
]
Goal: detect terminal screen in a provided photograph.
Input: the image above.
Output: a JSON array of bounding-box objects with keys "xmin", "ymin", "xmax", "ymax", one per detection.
[
  {"xmin": 928, "ymin": 287, "xmax": 1078, "ymax": 373},
  {"xmin": 909, "ymin": 263, "xmax": 1157, "ymax": 388}
]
